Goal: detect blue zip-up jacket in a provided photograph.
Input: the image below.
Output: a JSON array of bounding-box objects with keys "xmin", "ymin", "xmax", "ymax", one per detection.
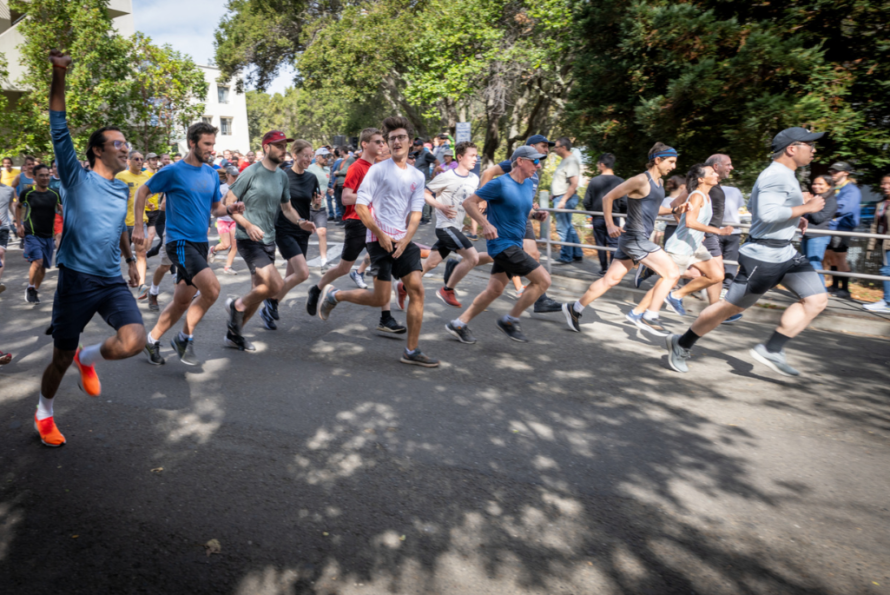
[{"xmin": 829, "ymin": 181, "xmax": 861, "ymax": 231}]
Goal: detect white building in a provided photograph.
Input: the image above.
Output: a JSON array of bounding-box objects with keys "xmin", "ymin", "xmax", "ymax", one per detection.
[{"xmin": 176, "ymin": 65, "xmax": 250, "ymax": 156}]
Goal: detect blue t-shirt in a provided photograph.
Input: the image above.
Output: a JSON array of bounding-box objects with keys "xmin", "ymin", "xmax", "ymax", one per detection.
[
  {"xmin": 50, "ymin": 110, "xmax": 131, "ymax": 278},
  {"xmin": 146, "ymin": 159, "xmax": 221, "ymax": 243},
  {"xmin": 475, "ymin": 173, "xmax": 534, "ymax": 257},
  {"xmin": 498, "ymin": 159, "xmax": 540, "ymax": 195}
]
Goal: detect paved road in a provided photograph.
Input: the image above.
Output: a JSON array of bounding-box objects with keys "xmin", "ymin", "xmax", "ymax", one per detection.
[{"xmin": 1, "ymin": 227, "xmax": 888, "ymax": 595}]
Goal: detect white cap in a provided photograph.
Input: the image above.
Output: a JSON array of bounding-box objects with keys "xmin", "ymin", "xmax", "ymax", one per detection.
[{"xmin": 314, "ymin": 147, "xmax": 331, "ymax": 157}]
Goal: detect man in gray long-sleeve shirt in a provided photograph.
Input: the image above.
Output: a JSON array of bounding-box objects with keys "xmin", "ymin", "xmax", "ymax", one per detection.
[{"xmin": 664, "ymin": 127, "xmax": 829, "ymax": 378}]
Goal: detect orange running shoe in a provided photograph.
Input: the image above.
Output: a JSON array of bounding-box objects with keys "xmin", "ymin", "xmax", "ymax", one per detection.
[
  {"xmin": 34, "ymin": 413, "xmax": 66, "ymax": 447},
  {"xmin": 74, "ymin": 347, "xmax": 101, "ymax": 397},
  {"xmin": 396, "ymin": 281, "xmax": 407, "ymax": 311},
  {"xmin": 437, "ymin": 287, "xmax": 461, "ymax": 308}
]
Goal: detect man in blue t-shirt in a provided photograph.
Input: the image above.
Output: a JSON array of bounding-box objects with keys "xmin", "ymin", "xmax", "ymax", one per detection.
[
  {"xmin": 35, "ymin": 50, "xmax": 146, "ymax": 448},
  {"xmin": 445, "ymin": 146, "xmax": 552, "ymax": 345},
  {"xmin": 133, "ymin": 122, "xmax": 244, "ymax": 366}
]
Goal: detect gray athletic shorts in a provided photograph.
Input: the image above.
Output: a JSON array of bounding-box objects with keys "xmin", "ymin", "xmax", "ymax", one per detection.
[
  {"xmin": 725, "ymin": 252, "xmax": 825, "ymax": 309},
  {"xmin": 703, "ymin": 233, "xmax": 722, "ymax": 257},
  {"xmin": 310, "ymin": 208, "xmax": 327, "ymax": 230},
  {"xmin": 614, "ymin": 231, "xmax": 661, "ymax": 263}
]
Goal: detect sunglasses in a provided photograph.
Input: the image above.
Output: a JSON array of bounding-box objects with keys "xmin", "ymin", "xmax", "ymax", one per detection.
[
  {"xmin": 108, "ymin": 140, "xmax": 131, "ymax": 151},
  {"xmin": 520, "ymin": 157, "xmax": 541, "ymax": 165}
]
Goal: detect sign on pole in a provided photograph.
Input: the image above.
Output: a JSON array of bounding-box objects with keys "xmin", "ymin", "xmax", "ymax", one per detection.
[{"xmin": 455, "ymin": 122, "xmax": 471, "ymax": 144}]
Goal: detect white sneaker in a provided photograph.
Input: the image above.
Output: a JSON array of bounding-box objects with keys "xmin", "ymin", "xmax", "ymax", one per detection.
[{"xmin": 863, "ymin": 299, "xmax": 890, "ymax": 313}]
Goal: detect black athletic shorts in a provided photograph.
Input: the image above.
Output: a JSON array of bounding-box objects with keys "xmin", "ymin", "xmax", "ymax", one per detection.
[
  {"xmin": 146, "ymin": 210, "xmax": 161, "ymax": 227},
  {"xmin": 703, "ymin": 233, "xmax": 722, "ymax": 258},
  {"xmin": 366, "ymin": 240, "xmax": 422, "ymax": 283},
  {"xmin": 50, "ymin": 266, "xmax": 143, "ymax": 351},
  {"xmin": 432, "ymin": 227, "xmax": 473, "ymax": 258},
  {"xmin": 491, "ymin": 245, "xmax": 540, "ymax": 279},
  {"xmin": 166, "ymin": 240, "xmax": 209, "ymax": 287},
  {"xmin": 342, "ymin": 219, "xmax": 367, "ymax": 262},
  {"xmin": 275, "ymin": 228, "xmax": 310, "ymax": 261},
  {"xmin": 524, "ymin": 220, "xmax": 536, "ymax": 241},
  {"xmin": 829, "ymin": 235, "xmax": 849, "ymax": 253},
  {"xmin": 725, "ymin": 252, "xmax": 825, "ymax": 309},
  {"xmin": 237, "ymin": 238, "xmax": 276, "ymax": 274}
]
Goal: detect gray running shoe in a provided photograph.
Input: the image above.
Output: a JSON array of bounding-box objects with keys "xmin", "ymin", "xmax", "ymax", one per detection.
[
  {"xmin": 400, "ymin": 348, "xmax": 440, "ymax": 367},
  {"xmin": 533, "ymin": 295, "xmax": 562, "ymax": 313},
  {"xmin": 318, "ymin": 285, "xmax": 339, "ymax": 321},
  {"xmin": 171, "ymin": 336, "xmax": 200, "ymax": 366},
  {"xmin": 226, "ymin": 297, "xmax": 245, "ymax": 335},
  {"xmin": 144, "ymin": 341, "xmax": 165, "ymax": 365},
  {"xmin": 148, "ymin": 292, "xmax": 160, "ymax": 311},
  {"xmin": 264, "ymin": 298, "xmax": 280, "ymax": 320},
  {"xmin": 446, "ymin": 321, "xmax": 477, "ymax": 344},
  {"xmin": 377, "ymin": 316, "xmax": 407, "ymax": 334},
  {"xmin": 259, "ymin": 305, "xmax": 278, "ymax": 330},
  {"xmin": 664, "ymin": 334, "xmax": 691, "ymax": 373},
  {"xmin": 496, "ymin": 318, "xmax": 528, "ymax": 342},
  {"xmin": 635, "ymin": 315, "xmax": 669, "ymax": 337},
  {"xmin": 562, "ymin": 302, "xmax": 582, "ymax": 332},
  {"xmin": 224, "ymin": 331, "xmax": 256, "ymax": 352},
  {"xmin": 750, "ymin": 344, "xmax": 800, "ymax": 377},
  {"xmin": 349, "ymin": 270, "xmax": 368, "ymax": 289}
]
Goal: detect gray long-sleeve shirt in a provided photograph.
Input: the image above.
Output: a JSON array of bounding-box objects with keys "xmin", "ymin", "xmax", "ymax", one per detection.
[{"xmin": 741, "ymin": 161, "xmax": 803, "ymax": 263}]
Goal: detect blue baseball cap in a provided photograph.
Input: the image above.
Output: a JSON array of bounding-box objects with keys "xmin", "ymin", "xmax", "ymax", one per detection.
[{"xmin": 526, "ymin": 134, "xmax": 555, "ymax": 147}]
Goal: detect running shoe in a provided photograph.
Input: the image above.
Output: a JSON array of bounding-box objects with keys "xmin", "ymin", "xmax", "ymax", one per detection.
[
  {"xmin": 443, "ymin": 258, "xmax": 458, "ymax": 287},
  {"xmin": 664, "ymin": 291, "xmax": 687, "ymax": 316},
  {"xmin": 377, "ymin": 316, "xmax": 407, "ymax": 334},
  {"xmin": 664, "ymin": 334, "xmax": 691, "ymax": 373},
  {"xmin": 436, "ymin": 287, "xmax": 461, "ymax": 308},
  {"xmin": 73, "ymin": 347, "xmax": 101, "ymax": 396},
  {"xmin": 637, "ymin": 316, "xmax": 669, "ymax": 337},
  {"xmin": 634, "ymin": 264, "xmax": 649, "ymax": 288},
  {"xmin": 26, "ymin": 287, "xmax": 39, "ymax": 304},
  {"xmin": 445, "ymin": 321, "xmax": 477, "ymax": 344},
  {"xmin": 34, "ymin": 413, "xmax": 65, "ymax": 447},
  {"xmin": 144, "ymin": 341, "xmax": 165, "ymax": 365},
  {"xmin": 207, "ymin": 247, "xmax": 217, "ymax": 263},
  {"xmin": 318, "ymin": 285, "xmax": 339, "ymax": 321},
  {"xmin": 400, "ymin": 348, "xmax": 440, "ymax": 367},
  {"xmin": 514, "ymin": 285, "xmax": 526, "ymax": 298},
  {"xmin": 171, "ymin": 335, "xmax": 200, "ymax": 366},
  {"xmin": 562, "ymin": 302, "xmax": 582, "ymax": 332},
  {"xmin": 750, "ymin": 344, "xmax": 800, "ymax": 377},
  {"xmin": 863, "ymin": 300, "xmax": 890, "ymax": 313},
  {"xmin": 148, "ymin": 292, "xmax": 160, "ymax": 311},
  {"xmin": 306, "ymin": 285, "xmax": 322, "ymax": 316},
  {"xmin": 497, "ymin": 318, "xmax": 528, "ymax": 342},
  {"xmin": 396, "ymin": 281, "xmax": 407, "ymax": 311},
  {"xmin": 720, "ymin": 287, "xmax": 728, "ymax": 300},
  {"xmin": 349, "ymin": 270, "xmax": 368, "ymax": 289},
  {"xmin": 223, "ymin": 267, "xmax": 238, "ymax": 275},
  {"xmin": 465, "ymin": 233, "xmax": 479, "ymax": 241},
  {"xmin": 0, "ymin": 351, "xmax": 12, "ymax": 365},
  {"xmin": 137, "ymin": 285, "xmax": 148, "ymax": 300},
  {"xmin": 533, "ymin": 296, "xmax": 563, "ymax": 313},
  {"xmin": 721, "ymin": 313, "xmax": 743, "ymax": 324},
  {"xmin": 0, "ymin": 283, "xmax": 6, "ymax": 295},
  {"xmin": 260, "ymin": 305, "xmax": 278, "ymax": 330},
  {"xmin": 264, "ymin": 298, "xmax": 280, "ymax": 320},
  {"xmin": 226, "ymin": 297, "xmax": 245, "ymax": 335},
  {"xmin": 224, "ymin": 331, "xmax": 256, "ymax": 352}
]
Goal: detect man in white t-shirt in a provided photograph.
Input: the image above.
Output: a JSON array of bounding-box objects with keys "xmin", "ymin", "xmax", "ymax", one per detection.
[
  {"xmin": 420, "ymin": 142, "xmax": 491, "ymax": 307},
  {"xmin": 719, "ymin": 184, "xmax": 745, "ymax": 289},
  {"xmin": 318, "ymin": 116, "xmax": 439, "ymax": 368}
]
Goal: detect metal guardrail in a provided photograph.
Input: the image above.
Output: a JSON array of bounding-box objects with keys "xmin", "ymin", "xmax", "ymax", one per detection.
[{"xmin": 535, "ymin": 207, "xmax": 890, "ymax": 283}]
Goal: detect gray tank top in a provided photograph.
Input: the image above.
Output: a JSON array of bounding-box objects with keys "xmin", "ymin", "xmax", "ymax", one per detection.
[{"xmin": 625, "ymin": 171, "xmax": 664, "ymax": 233}]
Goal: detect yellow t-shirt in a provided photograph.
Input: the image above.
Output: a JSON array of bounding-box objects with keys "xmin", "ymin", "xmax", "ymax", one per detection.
[
  {"xmin": 1, "ymin": 167, "xmax": 20, "ymax": 188},
  {"xmin": 116, "ymin": 170, "xmax": 153, "ymax": 226}
]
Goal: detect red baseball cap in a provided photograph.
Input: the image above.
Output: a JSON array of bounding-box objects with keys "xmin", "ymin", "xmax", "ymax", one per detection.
[{"xmin": 262, "ymin": 130, "xmax": 294, "ymax": 146}]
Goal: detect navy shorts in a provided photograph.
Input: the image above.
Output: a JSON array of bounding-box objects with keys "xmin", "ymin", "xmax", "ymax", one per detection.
[
  {"xmin": 24, "ymin": 234, "xmax": 54, "ymax": 268},
  {"xmin": 275, "ymin": 228, "xmax": 310, "ymax": 261},
  {"xmin": 50, "ymin": 266, "xmax": 143, "ymax": 352},
  {"xmin": 166, "ymin": 240, "xmax": 210, "ymax": 287}
]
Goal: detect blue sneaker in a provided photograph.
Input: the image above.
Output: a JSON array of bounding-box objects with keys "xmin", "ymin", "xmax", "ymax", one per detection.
[
  {"xmin": 721, "ymin": 313, "xmax": 743, "ymax": 324},
  {"xmin": 664, "ymin": 291, "xmax": 687, "ymax": 317}
]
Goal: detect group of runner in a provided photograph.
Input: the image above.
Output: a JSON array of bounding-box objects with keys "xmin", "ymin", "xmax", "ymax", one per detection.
[{"xmin": 16, "ymin": 51, "xmax": 836, "ymax": 448}]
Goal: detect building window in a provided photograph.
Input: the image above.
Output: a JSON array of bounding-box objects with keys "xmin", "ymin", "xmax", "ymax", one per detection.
[
  {"xmin": 202, "ymin": 116, "xmax": 212, "ymax": 125},
  {"xmin": 217, "ymin": 86, "xmax": 229, "ymax": 104},
  {"xmin": 220, "ymin": 118, "xmax": 232, "ymax": 136}
]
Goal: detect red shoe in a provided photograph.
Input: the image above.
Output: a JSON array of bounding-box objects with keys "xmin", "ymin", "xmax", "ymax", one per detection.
[
  {"xmin": 396, "ymin": 281, "xmax": 407, "ymax": 311},
  {"xmin": 74, "ymin": 347, "xmax": 101, "ymax": 397},
  {"xmin": 0, "ymin": 351, "xmax": 12, "ymax": 365},
  {"xmin": 34, "ymin": 413, "xmax": 66, "ymax": 447},
  {"xmin": 436, "ymin": 286, "xmax": 461, "ymax": 308}
]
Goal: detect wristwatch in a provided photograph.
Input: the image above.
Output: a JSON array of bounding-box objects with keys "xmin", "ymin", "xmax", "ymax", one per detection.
[{"xmin": 126, "ymin": 257, "xmax": 136, "ymax": 264}]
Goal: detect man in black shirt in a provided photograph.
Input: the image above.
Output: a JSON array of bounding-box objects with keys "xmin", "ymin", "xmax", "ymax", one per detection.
[
  {"xmin": 412, "ymin": 138, "xmax": 438, "ymax": 223},
  {"xmin": 583, "ymin": 153, "xmax": 625, "ymax": 273},
  {"xmin": 16, "ymin": 164, "xmax": 61, "ymax": 303}
]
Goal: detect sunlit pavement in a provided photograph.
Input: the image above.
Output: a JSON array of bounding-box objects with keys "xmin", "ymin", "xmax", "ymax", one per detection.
[{"xmin": 1, "ymin": 228, "xmax": 888, "ymax": 595}]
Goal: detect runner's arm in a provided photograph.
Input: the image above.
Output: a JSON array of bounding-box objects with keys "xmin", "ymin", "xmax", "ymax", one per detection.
[
  {"xmin": 603, "ymin": 175, "xmax": 643, "ymax": 229},
  {"xmin": 49, "ymin": 52, "xmax": 86, "ymax": 192},
  {"xmin": 463, "ymin": 194, "xmax": 497, "ymax": 239},
  {"xmin": 341, "ymin": 187, "xmax": 358, "ymax": 206},
  {"xmin": 682, "ymin": 194, "xmax": 730, "ymax": 235},
  {"xmin": 478, "ymin": 164, "xmax": 504, "ymax": 189}
]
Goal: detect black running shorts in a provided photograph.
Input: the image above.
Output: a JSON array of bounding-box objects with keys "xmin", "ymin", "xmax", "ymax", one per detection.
[
  {"xmin": 491, "ymin": 245, "xmax": 540, "ymax": 279},
  {"xmin": 275, "ymin": 228, "xmax": 310, "ymax": 261},
  {"xmin": 237, "ymin": 238, "xmax": 276, "ymax": 275},
  {"xmin": 146, "ymin": 210, "xmax": 161, "ymax": 228},
  {"xmin": 366, "ymin": 240, "xmax": 422, "ymax": 283},
  {"xmin": 341, "ymin": 219, "xmax": 367, "ymax": 262},
  {"xmin": 166, "ymin": 240, "xmax": 210, "ymax": 287},
  {"xmin": 725, "ymin": 252, "xmax": 826, "ymax": 309},
  {"xmin": 703, "ymin": 233, "xmax": 722, "ymax": 258},
  {"xmin": 432, "ymin": 227, "xmax": 473, "ymax": 258}
]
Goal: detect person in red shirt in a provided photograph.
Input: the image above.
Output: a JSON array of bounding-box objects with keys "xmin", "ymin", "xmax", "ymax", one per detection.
[
  {"xmin": 239, "ymin": 150, "xmax": 256, "ymax": 172},
  {"xmin": 305, "ymin": 127, "xmax": 404, "ymax": 334}
]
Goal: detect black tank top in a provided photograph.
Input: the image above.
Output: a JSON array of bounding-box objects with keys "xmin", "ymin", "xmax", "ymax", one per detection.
[{"xmin": 625, "ymin": 171, "xmax": 664, "ymax": 233}]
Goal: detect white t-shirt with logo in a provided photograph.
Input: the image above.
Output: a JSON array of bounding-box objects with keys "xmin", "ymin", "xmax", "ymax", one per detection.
[
  {"xmin": 426, "ymin": 169, "xmax": 479, "ymax": 230},
  {"xmin": 217, "ymin": 182, "xmax": 233, "ymax": 222},
  {"xmin": 356, "ymin": 158, "xmax": 425, "ymax": 242}
]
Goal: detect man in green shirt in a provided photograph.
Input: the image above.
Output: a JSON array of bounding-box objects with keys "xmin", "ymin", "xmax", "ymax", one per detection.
[
  {"xmin": 224, "ymin": 131, "xmax": 315, "ymax": 346},
  {"xmin": 306, "ymin": 148, "xmax": 332, "ymax": 266}
]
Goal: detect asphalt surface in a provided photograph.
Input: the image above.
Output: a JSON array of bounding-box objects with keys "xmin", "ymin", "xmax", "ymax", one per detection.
[{"xmin": 1, "ymin": 224, "xmax": 889, "ymax": 595}]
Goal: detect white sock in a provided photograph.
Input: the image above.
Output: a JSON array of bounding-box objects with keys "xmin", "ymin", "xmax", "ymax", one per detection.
[
  {"xmin": 178, "ymin": 331, "xmax": 192, "ymax": 342},
  {"xmin": 148, "ymin": 331, "xmax": 160, "ymax": 345},
  {"xmin": 502, "ymin": 314, "xmax": 519, "ymax": 324},
  {"xmin": 28, "ymin": 284, "xmax": 35, "ymax": 289},
  {"xmin": 36, "ymin": 393, "xmax": 53, "ymax": 421},
  {"xmin": 573, "ymin": 300, "xmax": 584, "ymax": 313},
  {"xmin": 150, "ymin": 283, "xmax": 160, "ymax": 295},
  {"xmin": 451, "ymin": 318, "xmax": 465, "ymax": 328},
  {"xmin": 78, "ymin": 343, "xmax": 104, "ymax": 367},
  {"xmin": 643, "ymin": 310, "xmax": 659, "ymax": 321}
]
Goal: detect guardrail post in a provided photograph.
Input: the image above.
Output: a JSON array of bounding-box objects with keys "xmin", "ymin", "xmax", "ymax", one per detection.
[{"xmin": 538, "ymin": 191, "xmax": 552, "ymax": 273}]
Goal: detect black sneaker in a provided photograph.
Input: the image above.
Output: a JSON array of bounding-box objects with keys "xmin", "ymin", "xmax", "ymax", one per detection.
[
  {"xmin": 445, "ymin": 321, "xmax": 477, "ymax": 344},
  {"xmin": 144, "ymin": 341, "xmax": 165, "ymax": 365},
  {"xmin": 306, "ymin": 285, "xmax": 322, "ymax": 316},
  {"xmin": 400, "ymin": 348, "xmax": 440, "ymax": 367},
  {"xmin": 224, "ymin": 330, "xmax": 256, "ymax": 352},
  {"xmin": 562, "ymin": 302, "xmax": 582, "ymax": 332},
  {"xmin": 171, "ymin": 335, "xmax": 200, "ymax": 366},
  {"xmin": 377, "ymin": 316, "xmax": 407, "ymax": 334},
  {"xmin": 226, "ymin": 297, "xmax": 245, "ymax": 335},
  {"xmin": 496, "ymin": 318, "xmax": 528, "ymax": 342},
  {"xmin": 264, "ymin": 298, "xmax": 280, "ymax": 320},
  {"xmin": 26, "ymin": 287, "xmax": 39, "ymax": 304},
  {"xmin": 533, "ymin": 295, "xmax": 562, "ymax": 313},
  {"xmin": 260, "ymin": 305, "xmax": 278, "ymax": 330},
  {"xmin": 443, "ymin": 258, "xmax": 458, "ymax": 287}
]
